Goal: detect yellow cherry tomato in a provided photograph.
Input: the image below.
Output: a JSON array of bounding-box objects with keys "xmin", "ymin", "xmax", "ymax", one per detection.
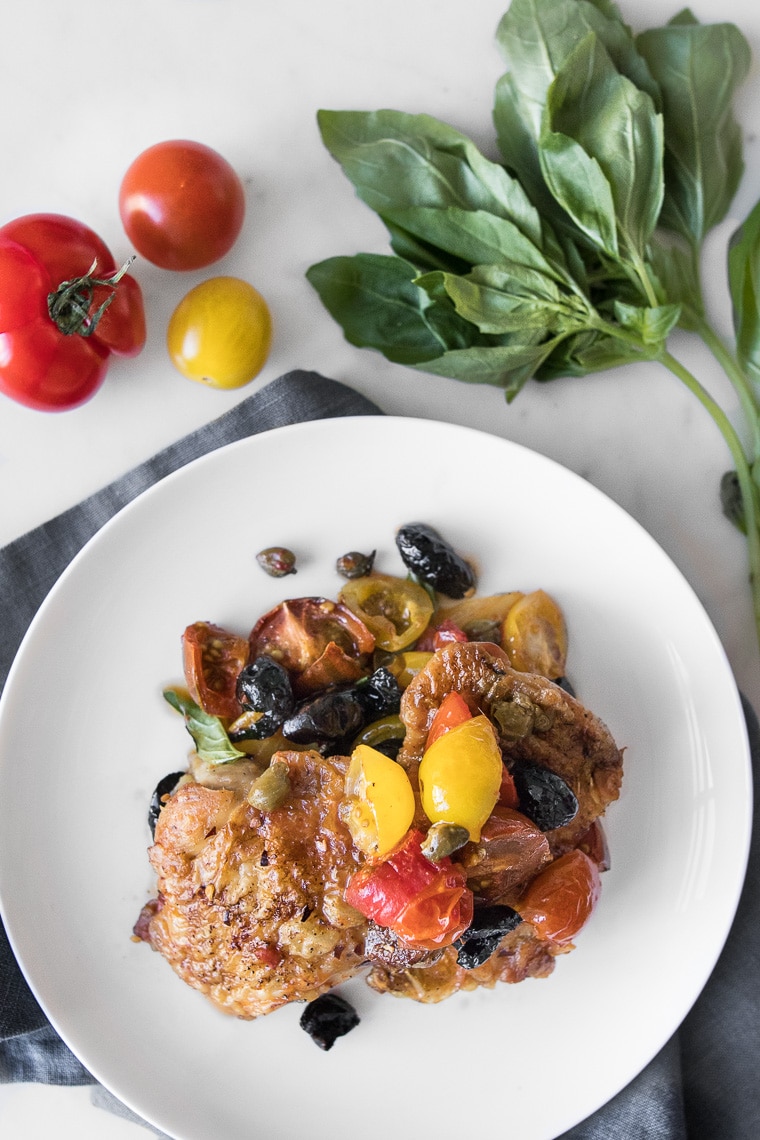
[
  {"xmin": 166, "ymin": 276, "xmax": 272, "ymax": 389},
  {"xmin": 418, "ymin": 714, "xmax": 502, "ymax": 842},
  {"xmin": 386, "ymin": 651, "xmax": 434, "ymax": 689},
  {"xmin": 502, "ymin": 589, "xmax": 568, "ymax": 679},
  {"xmin": 339, "ymin": 573, "xmax": 434, "ymax": 652},
  {"xmin": 341, "ymin": 744, "xmax": 415, "ymax": 860}
]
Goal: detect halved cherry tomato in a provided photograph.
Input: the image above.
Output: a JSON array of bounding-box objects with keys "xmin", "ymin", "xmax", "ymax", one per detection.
[
  {"xmin": 517, "ymin": 849, "xmax": 601, "ymax": 943},
  {"xmin": 426, "ymin": 690, "xmax": 472, "ymax": 749},
  {"xmin": 339, "ymin": 573, "xmax": 433, "ymax": 652},
  {"xmin": 249, "ymin": 597, "xmax": 374, "ymax": 695},
  {"xmin": 415, "ymin": 619, "xmax": 469, "ymax": 653},
  {"xmin": 459, "ymin": 806, "xmax": 551, "ymax": 899},
  {"xmin": 503, "ymin": 589, "xmax": 568, "ymax": 679},
  {"xmin": 575, "ymin": 820, "xmax": 611, "ymax": 872},
  {"xmin": 341, "ymin": 744, "xmax": 415, "ymax": 860},
  {"xmin": 119, "ymin": 140, "xmax": 245, "ymax": 271},
  {"xmin": 345, "ymin": 829, "xmax": 473, "ymax": 950},
  {"xmin": 419, "ymin": 714, "xmax": 503, "ymax": 842},
  {"xmin": 182, "ymin": 621, "xmax": 249, "ymax": 719}
]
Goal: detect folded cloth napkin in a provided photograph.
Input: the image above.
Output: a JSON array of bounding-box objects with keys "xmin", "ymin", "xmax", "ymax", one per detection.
[{"xmin": 0, "ymin": 368, "xmax": 757, "ymax": 1139}]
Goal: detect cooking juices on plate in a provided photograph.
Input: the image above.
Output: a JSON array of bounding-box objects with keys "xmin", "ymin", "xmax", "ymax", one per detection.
[{"xmin": 134, "ymin": 524, "xmax": 623, "ymax": 1048}]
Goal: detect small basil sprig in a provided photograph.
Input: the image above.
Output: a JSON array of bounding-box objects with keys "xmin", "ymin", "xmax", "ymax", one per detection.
[
  {"xmin": 307, "ymin": 0, "xmax": 760, "ymax": 651},
  {"xmin": 163, "ymin": 688, "xmax": 246, "ymax": 765}
]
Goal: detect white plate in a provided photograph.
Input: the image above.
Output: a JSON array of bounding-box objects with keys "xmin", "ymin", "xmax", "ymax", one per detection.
[{"xmin": 0, "ymin": 416, "xmax": 751, "ymax": 1140}]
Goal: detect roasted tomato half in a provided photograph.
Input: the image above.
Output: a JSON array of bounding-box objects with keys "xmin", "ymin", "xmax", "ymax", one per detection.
[
  {"xmin": 516, "ymin": 849, "xmax": 601, "ymax": 944},
  {"xmin": 249, "ymin": 597, "xmax": 375, "ymax": 694},
  {"xmin": 182, "ymin": 621, "xmax": 249, "ymax": 719}
]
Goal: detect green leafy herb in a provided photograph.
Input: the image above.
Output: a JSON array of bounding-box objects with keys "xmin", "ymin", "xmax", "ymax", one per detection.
[
  {"xmin": 163, "ymin": 687, "xmax": 246, "ymax": 765},
  {"xmin": 306, "ymin": 0, "xmax": 760, "ymax": 649}
]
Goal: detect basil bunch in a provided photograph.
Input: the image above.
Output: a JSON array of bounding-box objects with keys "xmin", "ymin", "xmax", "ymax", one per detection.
[{"xmin": 307, "ymin": 0, "xmax": 760, "ymax": 645}]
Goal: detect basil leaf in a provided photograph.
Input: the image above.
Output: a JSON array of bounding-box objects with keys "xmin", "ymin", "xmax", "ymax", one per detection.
[
  {"xmin": 163, "ymin": 688, "xmax": 246, "ymax": 765},
  {"xmin": 382, "ymin": 206, "xmax": 569, "ymax": 285},
  {"xmin": 728, "ymin": 197, "xmax": 760, "ymax": 382},
  {"xmin": 647, "ymin": 238, "xmax": 702, "ymax": 330},
  {"xmin": 306, "ymin": 253, "xmax": 450, "ymax": 364},
  {"xmin": 413, "ymin": 338, "xmax": 564, "ymax": 400},
  {"xmin": 317, "ymin": 109, "xmax": 544, "ymax": 246},
  {"xmin": 636, "ymin": 17, "xmax": 750, "ymax": 247},
  {"xmin": 542, "ymin": 33, "xmax": 664, "ymax": 262},
  {"xmin": 495, "ymin": 0, "xmax": 659, "ymax": 139},
  {"xmin": 612, "ymin": 301, "xmax": 682, "ymax": 345},
  {"xmin": 536, "ymin": 327, "xmax": 649, "ymax": 379}
]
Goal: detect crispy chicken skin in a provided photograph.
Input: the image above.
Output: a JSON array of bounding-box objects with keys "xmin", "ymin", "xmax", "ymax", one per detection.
[
  {"xmin": 138, "ymin": 643, "xmax": 624, "ymax": 1016},
  {"xmin": 142, "ymin": 750, "xmax": 368, "ymax": 1019}
]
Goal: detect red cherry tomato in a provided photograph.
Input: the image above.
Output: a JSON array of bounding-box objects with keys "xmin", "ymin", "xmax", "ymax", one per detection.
[
  {"xmin": 416, "ymin": 619, "xmax": 469, "ymax": 653},
  {"xmin": 0, "ymin": 214, "xmax": 145, "ymax": 411},
  {"xmin": 517, "ymin": 849, "xmax": 601, "ymax": 943},
  {"xmin": 119, "ymin": 140, "xmax": 245, "ymax": 270},
  {"xmin": 182, "ymin": 621, "xmax": 249, "ymax": 719},
  {"xmin": 426, "ymin": 690, "xmax": 472, "ymax": 749},
  {"xmin": 345, "ymin": 829, "xmax": 473, "ymax": 951}
]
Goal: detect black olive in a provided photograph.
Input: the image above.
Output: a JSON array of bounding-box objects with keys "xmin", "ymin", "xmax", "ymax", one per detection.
[
  {"xmin": 336, "ymin": 550, "xmax": 376, "ymax": 579},
  {"xmin": 232, "ymin": 656, "xmax": 294, "ymax": 740},
  {"xmin": 556, "ymin": 676, "xmax": 576, "ymax": 698},
  {"xmin": 368, "ymin": 736, "xmax": 403, "ymax": 760},
  {"xmin": 511, "ymin": 760, "xmax": 579, "ymax": 831},
  {"xmin": 299, "ymin": 992, "xmax": 360, "ymax": 1050},
  {"xmin": 282, "ymin": 688, "xmax": 366, "ymax": 745},
  {"xmin": 357, "ymin": 666, "xmax": 402, "ymax": 720},
  {"xmin": 148, "ymin": 772, "xmax": 185, "ymax": 838},
  {"xmin": 455, "ymin": 904, "xmax": 523, "ymax": 969},
  {"xmin": 395, "ymin": 523, "xmax": 475, "ymax": 598}
]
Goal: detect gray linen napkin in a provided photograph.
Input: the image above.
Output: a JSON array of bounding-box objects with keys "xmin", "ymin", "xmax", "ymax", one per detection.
[{"xmin": 0, "ymin": 368, "xmax": 757, "ymax": 1138}]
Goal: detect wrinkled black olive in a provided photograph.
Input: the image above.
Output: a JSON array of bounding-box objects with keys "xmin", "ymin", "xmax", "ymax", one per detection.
[
  {"xmin": 232, "ymin": 656, "xmax": 294, "ymax": 740},
  {"xmin": 556, "ymin": 676, "xmax": 576, "ymax": 698},
  {"xmin": 282, "ymin": 688, "xmax": 366, "ymax": 745},
  {"xmin": 336, "ymin": 550, "xmax": 376, "ymax": 579},
  {"xmin": 395, "ymin": 523, "xmax": 475, "ymax": 598},
  {"xmin": 299, "ymin": 992, "xmax": 360, "ymax": 1050},
  {"xmin": 455, "ymin": 904, "xmax": 523, "ymax": 969},
  {"xmin": 148, "ymin": 772, "xmax": 185, "ymax": 838},
  {"xmin": 357, "ymin": 666, "xmax": 401, "ymax": 720},
  {"xmin": 368, "ymin": 736, "xmax": 403, "ymax": 760},
  {"xmin": 512, "ymin": 760, "xmax": 579, "ymax": 831}
]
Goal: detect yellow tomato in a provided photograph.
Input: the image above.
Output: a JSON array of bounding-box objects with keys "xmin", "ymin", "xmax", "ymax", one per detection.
[
  {"xmin": 419, "ymin": 714, "xmax": 502, "ymax": 842},
  {"xmin": 341, "ymin": 743, "xmax": 415, "ymax": 860},
  {"xmin": 166, "ymin": 276, "xmax": 272, "ymax": 389},
  {"xmin": 502, "ymin": 589, "xmax": 568, "ymax": 679}
]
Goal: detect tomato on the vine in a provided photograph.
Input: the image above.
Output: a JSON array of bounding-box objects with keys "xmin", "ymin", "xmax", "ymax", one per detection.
[
  {"xmin": 0, "ymin": 213, "xmax": 146, "ymax": 411},
  {"xmin": 167, "ymin": 277, "xmax": 272, "ymax": 390},
  {"xmin": 119, "ymin": 140, "xmax": 245, "ymax": 271}
]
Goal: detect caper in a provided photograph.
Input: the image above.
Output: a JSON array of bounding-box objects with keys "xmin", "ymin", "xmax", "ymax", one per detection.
[
  {"xmin": 336, "ymin": 549, "xmax": 376, "ymax": 579},
  {"xmin": 256, "ymin": 546, "xmax": 297, "ymax": 577},
  {"xmin": 421, "ymin": 822, "xmax": 470, "ymax": 862},
  {"xmin": 491, "ymin": 693, "xmax": 537, "ymax": 741},
  {"xmin": 247, "ymin": 758, "xmax": 291, "ymax": 810}
]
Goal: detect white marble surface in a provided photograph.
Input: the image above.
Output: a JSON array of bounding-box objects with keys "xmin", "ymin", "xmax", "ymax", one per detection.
[{"xmin": 1, "ymin": 0, "xmax": 759, "ymax": 1136}]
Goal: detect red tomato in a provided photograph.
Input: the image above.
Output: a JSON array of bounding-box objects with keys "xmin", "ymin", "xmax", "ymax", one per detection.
[
  {"xmin": 119, "ymin": 140, "xmax": 245, "ymax": 270},
  {"xmin": 460, "ymin": 806, "xmax": 551, "ymax": 899},
  {"xmin": 249, "ymin": 597, "xmax": 375, "ymax": 695},
  {"xmin": 426, "ymin": 690, "xmax": 472, "ymax": 748},
  {"xmin": 0, "ymin": 214, "xmax": 145, "ymax": 411},
  {"xmin": 416, "ymin": 619, "xmax": 469, "ymax": 653},
  {"xmin": 345, "ymin": 830, "xmax": 473, "ymax": 951},
  {"xmin": 182, "ymin": 621, "xmax": 249, "ymax": 719},
  {"xmin": 517, "ymin": 849, "xmax": 601, "ymax": 943}
]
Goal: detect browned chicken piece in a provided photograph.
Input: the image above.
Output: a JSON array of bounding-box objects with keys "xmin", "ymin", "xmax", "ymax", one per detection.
[
  {"xmin": 397, "ymin": 641, "xmax": 624, "ymax": 855},
  {"xmin": 138, "ymin": 749, "xmax": 368, "ymax": 1019}
]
